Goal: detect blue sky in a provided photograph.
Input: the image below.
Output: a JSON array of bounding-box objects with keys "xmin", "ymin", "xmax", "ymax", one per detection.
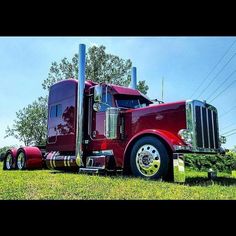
[{"xmin": 0, "ymin": 36, "xmax": 235, "ymax": 149}]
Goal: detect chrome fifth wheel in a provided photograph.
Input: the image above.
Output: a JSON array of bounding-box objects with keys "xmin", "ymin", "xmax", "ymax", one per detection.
[
  {"xmin": 130, "ymin": 136, "xmax": 169, "ymax": 179},
  {"xmin": 3, "ymin": 153, "xmax": 15, "ymax": 170},
  {"xmin": 16, "ymin": 151, "xmax": 26, "ymax": 170}
]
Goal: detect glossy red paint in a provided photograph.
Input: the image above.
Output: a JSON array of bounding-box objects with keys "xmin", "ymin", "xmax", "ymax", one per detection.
[
  {"xmin": 125, "ymin": 129, "xmax": 183, "ymax": 153},
  {"xmin": 125, "ymin": 101, "xmax": 187, "ymax": 140},
  {"xmin": 17, "ymin": 147, "xmax": 43, "ymax": 169},
  {"xmin": 111, "ymin": 84, "xmax": 142, "ymax": 96},
  {"xmin": 10, "ymin": 148, "xmax": 18, "ymax": 158},
  {"xmin": 46, "ymin": 79, "xmax": 188, "ymax": 170},
  {"xmin": 47, "ymin": 79, "xmax": 96, "ymax": 152},
  {"xmin": 86, "ymin": 100, "xmax": 187, "ymax": 168},
  {"xmin": 5, "ymin": 148, "xmax": 18, "ymax": 161},
  {"xmin": 47, "ymin": 79, "xmax": 77, "ymax": 152}
]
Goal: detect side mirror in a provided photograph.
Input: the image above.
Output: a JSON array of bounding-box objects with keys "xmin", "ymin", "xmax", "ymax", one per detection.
[{"xmin": 94, "ymin": 85, "xmax": 102, "ymax": 103}]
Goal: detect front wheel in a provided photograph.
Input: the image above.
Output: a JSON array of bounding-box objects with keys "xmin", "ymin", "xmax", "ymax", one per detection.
[{"xmin": 130, "ymin": 136, "xmax": 169, "ymax": 179}]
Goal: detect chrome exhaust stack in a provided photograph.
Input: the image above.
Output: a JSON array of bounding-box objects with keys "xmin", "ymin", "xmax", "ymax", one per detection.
[
  {"xmin": 76, "ymin": 44, "xmax": 86, "ymax": 167},
  {"xmin": 129, "ymin": 67, "xmax": 137, "ymax": 89}
]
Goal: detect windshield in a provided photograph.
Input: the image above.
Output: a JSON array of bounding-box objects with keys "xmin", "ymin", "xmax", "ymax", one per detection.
[
  {"xmin": 116, "ymin": 99, "xmax": 140, "ymax": 108},
  {"xmin": 116, "ymin": 98, "xmax": 148, "ymax": 109}
]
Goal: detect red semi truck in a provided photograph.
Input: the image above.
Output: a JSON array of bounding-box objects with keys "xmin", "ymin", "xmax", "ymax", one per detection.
[{"xmin": 3, "ymin": 44, "xmax": 226, "ymax": 182}]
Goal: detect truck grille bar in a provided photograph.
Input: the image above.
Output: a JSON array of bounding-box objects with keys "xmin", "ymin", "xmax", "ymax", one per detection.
[{"xmin": 195, "ymin": 105, "xmax": 219, "ymax": 149}]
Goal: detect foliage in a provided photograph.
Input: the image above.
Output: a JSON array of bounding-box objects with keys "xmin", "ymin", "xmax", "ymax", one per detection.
[
  {"xmin": 0, "ymin": 146, "xmax": 15, "ymax": 161},
  {"xmin": 0, "ymin": 162, "xmax": 235, "ymax": 200},
  {"xmin": 185, "ymin": 151, "xmax": 236, "ymax": 173},
  {"xmin": 42, "ymin": 45, "xmax": 149, "ymax": 94},
  {"xmin": 0, "ymin": 146, "xmax": 15, "ymax": 155},
  {"xmin": 5, "ymin": 97, "xmax": 48, "ymax": 146}
]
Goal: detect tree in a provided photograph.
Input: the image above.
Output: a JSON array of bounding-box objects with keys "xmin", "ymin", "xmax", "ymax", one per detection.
[
  {"xmin": 6, "ymin": 45, "xmax": 149, "ymax": 145},
  {"xmin": 42, "ymin": 45, "xmax": 149, "ymax": 94},
  {"xmin": 5, "ymin": 96, "xmax": 48, "ymax": 146},
  {"xmin": 137, "ymin": 80, "xmax": 149, "ymax": 96}
]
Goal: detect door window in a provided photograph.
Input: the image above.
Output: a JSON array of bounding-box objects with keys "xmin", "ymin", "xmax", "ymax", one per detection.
[
  {"xmin": 100, "ymin": 92, "xmax": 113, "ymax": 112},
  {"xmin": 50, "ymin": 104, "xmax": 62, "ymax": 118}
]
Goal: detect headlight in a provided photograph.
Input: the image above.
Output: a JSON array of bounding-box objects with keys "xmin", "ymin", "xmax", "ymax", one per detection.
[
  {"xmin": 178, "ymin": 129, "xmax": 193, "ymax": 145},
  {"xmin": 219, "ymin": 135, "xmax": 226, "ymax": 144}
]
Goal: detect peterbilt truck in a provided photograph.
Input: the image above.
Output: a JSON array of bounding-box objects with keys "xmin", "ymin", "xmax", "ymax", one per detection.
[{"xmin": 3, "ymin": 44, "xmax": 226, "ymax": 182}]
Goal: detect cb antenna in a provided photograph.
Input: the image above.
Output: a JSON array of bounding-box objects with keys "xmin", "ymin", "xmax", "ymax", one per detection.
[{"xmin": 161, "ymin": 77, "xmax": 164, "ymax": 102}]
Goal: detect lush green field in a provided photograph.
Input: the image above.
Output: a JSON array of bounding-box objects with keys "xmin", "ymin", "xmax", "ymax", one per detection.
[{"xmin": 0, "ymin": 162, "xmax": 235, "ymax": 200}]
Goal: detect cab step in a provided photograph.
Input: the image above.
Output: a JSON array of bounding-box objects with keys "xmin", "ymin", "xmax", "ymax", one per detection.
[{"xmin": 79, "ymin": 167, "xmax": 104, "ymax": 175}]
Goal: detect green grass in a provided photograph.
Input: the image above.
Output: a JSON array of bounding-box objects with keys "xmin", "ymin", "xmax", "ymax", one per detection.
[{"xmin": 0, "ymin": 162, "xmax": 235, "ymax": 199}]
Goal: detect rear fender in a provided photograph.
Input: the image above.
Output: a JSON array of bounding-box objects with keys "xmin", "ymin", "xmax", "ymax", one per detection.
[
  {"xmin": 17, "ymin": 147, "xmax": 43, "ymax": 169},
  {"xmin": 4, "ymin": 148, "xmax": 18, "ymax": 169}
]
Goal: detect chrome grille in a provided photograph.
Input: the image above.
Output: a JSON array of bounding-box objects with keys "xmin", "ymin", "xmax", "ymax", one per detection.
[{"xmin": 186, "ymin": 100, "xmax": 219, "ymax": 152}]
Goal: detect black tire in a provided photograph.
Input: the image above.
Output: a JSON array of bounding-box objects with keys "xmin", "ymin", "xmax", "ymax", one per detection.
[
  {"xmin": 3, "ymin": 152, "xmax": 15, "ymax": 170},
  {"xmin": 16, "ymin": 151, "xmax": 27, "ymax": 170},
  {"xmin": 130, "ymin": 136, "xmax": 169, "ymax": 179}
]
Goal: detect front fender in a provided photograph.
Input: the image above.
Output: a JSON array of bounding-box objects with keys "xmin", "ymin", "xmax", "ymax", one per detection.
[{"xmin": 124, "ymin": 129, "xmax": 185, "ymax": 159}]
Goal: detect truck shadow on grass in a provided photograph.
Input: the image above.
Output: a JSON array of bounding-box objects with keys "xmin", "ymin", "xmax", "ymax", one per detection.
[
  {"xmin": 48, "ymin": 170, "xmax": 236, "ymax": 186},
  {"xmin": 185, "ymin": 177, "xmax": 236, "ymax": 186}
]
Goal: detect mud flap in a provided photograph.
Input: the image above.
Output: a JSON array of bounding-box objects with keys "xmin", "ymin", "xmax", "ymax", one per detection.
[{"xmin": 173, "ymin": 153, "xmax": 185, "ymax": 183}]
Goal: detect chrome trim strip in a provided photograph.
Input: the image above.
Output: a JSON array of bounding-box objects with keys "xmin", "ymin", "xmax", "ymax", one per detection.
[
  {"xmin": 92, "ymin": 150, "xmax": 114, "ymax": 155},
  {"xmin": 174, "ymin": 145, "xmax": 218, "ymax": 153},
  {"xmin": 174, "ymin": 145, "xmax": 192, "ymax": 151},
  {"xmin": 186, "ymin": 101, "xmax": 196, "ymax": 147},
  {"xmin": 88, "ymin": 97, "xmax": 92, "ymax": 137},
  {"xmin": 200, "ymin": 106, "xmax": 205, "ymax": 148},
  {"xmin": 50, "ymin": 154, "xmax": 53, "ymax": 169},
  {"xmin": 64, "ymin": 156, "xmax": 67, "ymax": 167},
  {"xmin": 53, "ymin": 155, "xmax": 56, "ymax": 168},
  {"xmin": 67, "ymin": 156, "xmax": 70, "ymax": 167},
  {"xmin": 211, "ymin": 110, "xmax": 216, "ymax": 149},
  {"xmin": 206, "ymin": 108, "xmax": 210, "ymax": 148}
]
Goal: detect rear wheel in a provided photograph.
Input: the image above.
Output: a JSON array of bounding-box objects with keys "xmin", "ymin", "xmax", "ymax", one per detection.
[
  {"xmin": 3, "ymin": 153, "xmax": 15, "ymax": 170},
  {"xmin": 130, "ymin": 136, "xmax": 169, "ymax": 179},
  {"xmin": 16, "ymin": 151, "xmax": 26, "ymax": 170}
]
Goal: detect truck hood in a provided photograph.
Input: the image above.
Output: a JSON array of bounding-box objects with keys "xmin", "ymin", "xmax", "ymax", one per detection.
[{"xmin": 121, "ymin": 100, "xmax": 186, "ymax": 116}]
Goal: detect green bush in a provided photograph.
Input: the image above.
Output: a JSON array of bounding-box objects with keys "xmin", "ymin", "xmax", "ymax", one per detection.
[{"xmin": 185, "ymin": 151, "xmax": 236, "ymax": 173}]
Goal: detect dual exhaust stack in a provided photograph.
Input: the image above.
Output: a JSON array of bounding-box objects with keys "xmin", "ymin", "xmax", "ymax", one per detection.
[{"xmin": 76, "ymin": 44, "xmax": 138, "ymax": 167}]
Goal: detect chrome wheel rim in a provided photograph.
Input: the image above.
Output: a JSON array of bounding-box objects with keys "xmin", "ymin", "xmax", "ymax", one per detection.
[
  {"xmin": 17, "ymin": 153, "xmax": 25, "ymax": 170},
  {"xmin": 136, "ymin": 144, "xmax": 161, "ymax": 177},
  {"xmin": 6, "ymin": 154, "xmax": 13, "ymax": 170}
]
